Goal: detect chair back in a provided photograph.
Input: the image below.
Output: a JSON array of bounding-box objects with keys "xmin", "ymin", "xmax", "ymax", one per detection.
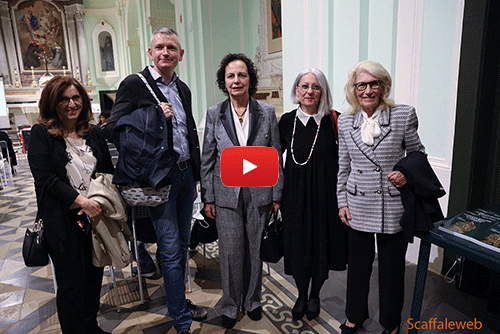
[{"xmin": 0, "ymin": 141, "xmax": 9, "ymax": 163}]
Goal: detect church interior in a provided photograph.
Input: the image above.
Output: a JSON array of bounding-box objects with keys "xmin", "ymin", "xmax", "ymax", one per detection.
[{"xmin": 1, "ymin": 0, "xmax": 500, "ymax": 333}]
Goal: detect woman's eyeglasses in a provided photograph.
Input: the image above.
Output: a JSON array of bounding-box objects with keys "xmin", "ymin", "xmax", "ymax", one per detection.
[
  {"xmin": 59, "ymin": 95, "xmax": 82, "ymax": 106},
  {"xmin": 353, "ymin": 80, "xmax": 381, "ymax": 91},
  {"xmin": 298, "ymin": 84, "xmax": 321, "ymax": 92}
]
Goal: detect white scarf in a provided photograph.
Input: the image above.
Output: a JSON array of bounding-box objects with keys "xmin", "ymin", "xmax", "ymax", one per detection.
[{"xmin": 361, "ymin": 110, "xmax": 381, "ymax": 146}]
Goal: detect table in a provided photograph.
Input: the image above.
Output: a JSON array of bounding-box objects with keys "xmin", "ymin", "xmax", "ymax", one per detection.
[{"xmin": 410, "ymin": 227, "xmax": 500, "ymax": 334}]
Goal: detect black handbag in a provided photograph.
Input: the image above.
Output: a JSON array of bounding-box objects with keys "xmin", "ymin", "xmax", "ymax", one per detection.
[
  {"xmin": 260, "ymin": 209, "xmax": 283, "ymax": 263},
  {"xmin": 22, "ymin": 218, "xmax": 49, "ymax": 267},
  {"xmin": 196, "ymin": 209, "xmax": 218, "ymax": 244}
]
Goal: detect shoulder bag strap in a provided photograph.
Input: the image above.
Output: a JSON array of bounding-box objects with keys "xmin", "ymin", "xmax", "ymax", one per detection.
[
  {"xmin": 330, "ymin": 109, "xmax": 339, "ymax": 142},
  {"xmin": 136, "ymin": 73, "xmax": 161, "ymax": 104}
]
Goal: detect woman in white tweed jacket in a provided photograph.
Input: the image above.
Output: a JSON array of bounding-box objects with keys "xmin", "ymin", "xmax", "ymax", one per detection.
[{"xmin": 337, "ymin": 61, "xmax": 425, "ymax": 334}]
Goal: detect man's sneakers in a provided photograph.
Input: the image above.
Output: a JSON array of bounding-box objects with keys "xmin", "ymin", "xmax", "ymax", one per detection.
[
  {"xmin": 131, "ymin": 263, "xmax": 160, "ymax": 279},
  {"xmin": 186, "ymin": 299, "xmax": 208, "ymax": 321}
]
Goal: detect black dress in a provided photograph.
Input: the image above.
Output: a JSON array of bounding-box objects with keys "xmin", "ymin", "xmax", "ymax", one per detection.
[{"xmin": 279, "ymin": 110, "xmax": 347, "ymax": 280}]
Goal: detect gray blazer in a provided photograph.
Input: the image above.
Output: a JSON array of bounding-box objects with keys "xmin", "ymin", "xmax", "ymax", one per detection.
[
  {"xmin": 201, "ymin": 98, "xmax": 283, "ymax": 209},
  {"xmin": 336, "ymin": 104, "xmax": 425, "ymax": 234}
]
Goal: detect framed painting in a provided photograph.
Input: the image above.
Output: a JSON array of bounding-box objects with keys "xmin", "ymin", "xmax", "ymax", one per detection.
[
  {"xmin": 12, "ymin": 0, "xmax": 69, "ymax": 73},
  {"xmin": 267, "ymin": 0, "xmax": 282, "ymax": 54}
]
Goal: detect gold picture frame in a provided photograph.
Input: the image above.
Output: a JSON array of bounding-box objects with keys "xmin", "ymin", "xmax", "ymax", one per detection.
[
  {"xmin": 12, "ymin": 0, "xmax": 69, "ymax": 73},
  {"xmin": 267, "ymin": 0, "xmax": 282, "ymax": 54}
]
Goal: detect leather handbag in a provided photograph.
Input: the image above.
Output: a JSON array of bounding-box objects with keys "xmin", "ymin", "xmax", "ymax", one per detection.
[
  {"xmin": 260, "ymin": 209, "xmax": 283, "ymax": 263},
  {"xmin": 195, "ymin": 209, "xmax": 218, "ymax": 244},
  {"xmin": 23, "ymin": 218, "xmax": 49, "ymax": 267}
]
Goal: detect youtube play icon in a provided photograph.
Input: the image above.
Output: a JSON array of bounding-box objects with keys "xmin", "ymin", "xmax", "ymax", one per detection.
[{"xmin": 220, "ymin": 146, "xmax": 279, "ymax": 187}]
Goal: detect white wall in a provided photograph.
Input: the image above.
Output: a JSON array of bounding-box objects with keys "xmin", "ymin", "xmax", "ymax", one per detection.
[{"xmin": 282, "ymin": 0, "xmax": 465, "ymax": 270}]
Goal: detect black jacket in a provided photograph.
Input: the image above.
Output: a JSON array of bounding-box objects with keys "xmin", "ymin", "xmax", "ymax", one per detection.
[
  {"xmin": 394, "ymin": 151, "xmax": 445, "ymax": 242},
  {"xmin": 105, "ymin": 67, "xmax": 201, "ymax": 182},
  {"xmin": 28, "ymin": 124, "xmax": 114, "ymax": 246}
]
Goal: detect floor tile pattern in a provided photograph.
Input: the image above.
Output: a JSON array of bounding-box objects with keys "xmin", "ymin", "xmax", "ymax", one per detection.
[{"xmin": 0, "ymin": 155, "xmax": 499, "ymax": 333}]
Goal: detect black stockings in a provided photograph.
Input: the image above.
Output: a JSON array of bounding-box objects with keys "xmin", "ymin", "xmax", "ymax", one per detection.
[{"xmin": 294, "ymin": 276, "xmax": 326, "ymax": 299}]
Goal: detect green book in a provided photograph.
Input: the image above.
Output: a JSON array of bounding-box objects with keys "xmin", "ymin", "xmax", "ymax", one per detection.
[{"xmin": 437, "ymin": 208, "xmax": 500, "ymax": 253}]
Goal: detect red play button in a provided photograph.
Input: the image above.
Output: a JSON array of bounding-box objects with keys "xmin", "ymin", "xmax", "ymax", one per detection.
[{"xmin": 220, "ymin": 147, "xmax": 279, "ymax": 187}]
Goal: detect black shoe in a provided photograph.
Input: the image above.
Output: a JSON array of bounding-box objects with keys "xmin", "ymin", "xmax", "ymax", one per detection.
[
  {"xmin": 306, "ymin": 297, "xmax": 320, "ymax": 321},
  {"xmin": 186, "ymin": 299, "xmax": 207, "ymax": 321},
  {"xmin": 381, "ymin": 328, "xmax": 400, "ymax": 334},
  {"xmin": 221, "ymin": 315, "xmax": 236, "ymax": 329},
  {"xmin": 340, "ymin": 322, "xmax": 361, "ymax": 334},
  {"xmin": 131, "ymin": 264, "xmax": 158, "ymax": 278},
  {"xmin": 292, "ymin": 296, "xmax": 308, "ymax": 321},
  {"xmin": 247, "ymin": 306, "xmax": 262, "ymax": 321}
]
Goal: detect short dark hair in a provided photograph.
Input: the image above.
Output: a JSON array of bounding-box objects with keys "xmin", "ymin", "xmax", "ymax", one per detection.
[
  {"xmin": 38, "ymin": 76, "xmax": 92, "ymax": 137},
  {"xmin": 216, "ymin": 53, "xmax": 258, "ymax": 97}
]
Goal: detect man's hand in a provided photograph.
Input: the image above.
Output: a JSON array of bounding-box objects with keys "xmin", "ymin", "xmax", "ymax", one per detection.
[{"xmin": 160, "ymin": 102, "xmax": 174, "ymax": 120}]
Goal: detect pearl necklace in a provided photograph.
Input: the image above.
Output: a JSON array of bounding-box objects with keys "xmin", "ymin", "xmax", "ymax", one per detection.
[{"xmin": 290, "ymin": 114, "xmax": 320, "ymax": 166}]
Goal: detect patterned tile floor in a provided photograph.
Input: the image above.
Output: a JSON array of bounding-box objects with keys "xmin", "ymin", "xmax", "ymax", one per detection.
[{"xmin": 0, "ymin": 155, "xmax": 499, "ymax": 333}]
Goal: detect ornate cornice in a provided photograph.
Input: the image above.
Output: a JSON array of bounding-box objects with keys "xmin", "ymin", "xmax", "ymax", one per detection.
[
  {"xmin": 127, "ymin": 40, "xmax": 140, "ymax": 47},
  {"xmin": 0, "ymin": 2, "xmax": 9, "ymax": 18},
  {"xmin": 147, "ymin": 16, "xmax": 175, "ymax": 27},
  {"xmin": 74, "ymin": 10, "xmax": 85, "ymax": 21}
]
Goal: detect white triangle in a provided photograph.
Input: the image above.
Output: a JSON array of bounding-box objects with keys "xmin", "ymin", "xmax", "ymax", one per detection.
[{"xmin": 243, "ymin": 159, "xmax": 258, "ymax": 175}]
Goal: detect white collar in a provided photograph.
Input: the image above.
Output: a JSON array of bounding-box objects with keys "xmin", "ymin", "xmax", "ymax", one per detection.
[
  {"xmin": 297, "ymin": 106, "xmax": 322, "ymax": 126},
  {"xmin": 148, "ymin": 66, "xmax": 178, "ymax": 85}
]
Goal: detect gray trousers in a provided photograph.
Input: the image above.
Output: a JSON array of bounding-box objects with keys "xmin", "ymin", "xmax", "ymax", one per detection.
[{"xmin": 216, "ymin": 188, "xmax": 269, "ymax": 319}]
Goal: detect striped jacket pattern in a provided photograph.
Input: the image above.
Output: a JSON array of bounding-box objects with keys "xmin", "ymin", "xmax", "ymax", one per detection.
[{"xmin": 336, "ymin": 104, "xmax": 425, "ymax": 234}]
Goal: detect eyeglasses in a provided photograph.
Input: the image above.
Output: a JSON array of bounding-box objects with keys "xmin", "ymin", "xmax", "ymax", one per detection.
[
  {"xmin": 353, "ymin": 80, "xmax": 381, "ymax": 91},
  {"xmin": 59, "ymin": 95, "xmax": 82, "ymax": 106},
  {"xmin": 298, "ymin": 84, "xmax": 321, "ymax": 92}
]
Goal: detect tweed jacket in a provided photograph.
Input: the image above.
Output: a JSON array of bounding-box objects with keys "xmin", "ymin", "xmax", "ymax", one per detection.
[
  {"xmin": 337, "ymin": 104, "xmax": 425, "ymax": 234},
  {"xmin": 201, "ymin": 98, "xmax": 283, "ymax": 209},
  {"xmin": 105, "ymin": 66, "xmax": 201, "ymax": 182}
]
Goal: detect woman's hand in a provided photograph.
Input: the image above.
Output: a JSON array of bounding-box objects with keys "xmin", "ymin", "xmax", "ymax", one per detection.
[
  {"xmin": 387, "ymin": 171, "xmax": 407, "ymax": 188},
  {"xmin": 271, "ymin": 201, "xmax": 281, "ymax": 212},
  {"xmin": 339, "ymin": 206, "xmax": 351, "ymax": 226},
  {"xmin": 204, "ymin": 203, "xmax": 216, "ymax": 219},
  {"xmin": 75, "ymin": 194, "xmax": 102, "ymax": 221},
  {"xmin": 160, "ymin": 102, "xmax": 174, "ymax": 120}
]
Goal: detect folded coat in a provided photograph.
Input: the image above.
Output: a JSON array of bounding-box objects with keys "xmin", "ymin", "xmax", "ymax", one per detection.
[
  {"xmin": 112, "ymin": 104, "xmax": 178, "ymax": 189},
  {"xmin": 87, "ymin": 173, "xmax": 133, "ymax": 268},
  {"xmin": 394, "ymin": 151, "xmax": 446, "ymax": 242}
]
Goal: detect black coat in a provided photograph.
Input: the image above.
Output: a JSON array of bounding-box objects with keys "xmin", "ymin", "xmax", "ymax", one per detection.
[
  {"xmin": 394, "ymin": 151, "xmax": 445, "ymax": 242},
  {"xmin": 28, "ymin": 124, "xmax": 114, "ymax": 246},
  {"xmin": 0, "ymin": 131, "xmax": 17, "ymax": 165},
  {"xmin": 105, "ymin": 67, "xmax": 201, "ymax": 182}
]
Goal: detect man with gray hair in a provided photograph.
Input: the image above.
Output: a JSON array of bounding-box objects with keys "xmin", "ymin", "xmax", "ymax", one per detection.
[{"xmin": 106, "ymin": 28, "xmax": 203, "ymax": 334}]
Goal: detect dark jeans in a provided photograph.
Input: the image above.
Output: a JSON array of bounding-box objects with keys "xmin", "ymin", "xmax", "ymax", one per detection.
[{"xmin": 148, "ymin": 164, "xmax": 194, "ymax": 332}]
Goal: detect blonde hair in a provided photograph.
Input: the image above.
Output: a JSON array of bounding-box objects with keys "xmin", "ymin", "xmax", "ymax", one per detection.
[{"xmin": 344, "ymin": 60, "xmax": 395, "ymax": 114}]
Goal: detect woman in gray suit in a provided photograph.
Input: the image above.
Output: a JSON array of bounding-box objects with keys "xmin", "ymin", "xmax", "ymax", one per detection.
[
  {"xmin": 201, "ymin": 53, "xmax": 283, "ymax": 329},
  {"xmin": 337, "ymin": 61, "xmax": 425, "ymax": 334}
]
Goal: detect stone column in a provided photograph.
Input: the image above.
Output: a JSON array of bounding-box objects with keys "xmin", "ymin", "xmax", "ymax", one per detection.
[
  {"xmin": 64, "ymin": 5, "xmax": 80, "ymax": 80},
  {"xmin": 74, "ymin": 4, "xmax": 88, "ymax": 80},
  {"xmin": 0, "ymin": 2, "xmax": 19, "ymax": 85}
]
